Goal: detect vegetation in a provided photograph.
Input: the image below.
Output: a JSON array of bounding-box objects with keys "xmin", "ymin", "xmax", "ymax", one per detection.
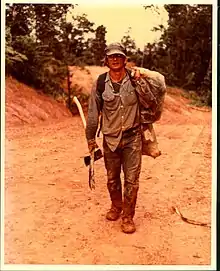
[
  {"xmin": 142, "ymin": 4, "xmax": 212, "ymax": 106},
  {"xmin": 5, "ymin": 4, "xmax": 212, "ymax": 107}
]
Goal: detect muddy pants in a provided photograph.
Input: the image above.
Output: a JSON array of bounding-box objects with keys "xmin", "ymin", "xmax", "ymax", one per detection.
[{"xmin": 103, "ymin": 128, "xmax": 142, "ymax": 219}]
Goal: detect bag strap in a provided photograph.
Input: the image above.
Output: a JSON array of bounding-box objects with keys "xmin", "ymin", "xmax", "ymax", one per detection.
[
  {"xmin": 125, "ymin": 68, "xmax": 137, "ymax": 88},
  {"xmin": 96, "ymin": 72, "xmax": 107, "ymax": 137},
  {"xmin": 97, "ymin": 69, "xmax": 135, "ymax": 98},
  {"xmin": 97, "ymin": 72, "xmax": 107, "ymax": 110}
]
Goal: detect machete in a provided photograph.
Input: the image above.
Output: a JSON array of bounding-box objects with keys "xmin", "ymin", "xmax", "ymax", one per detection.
[{"xmin": 73, "ymin": 96, "xmax": 102, "ymax": 189}]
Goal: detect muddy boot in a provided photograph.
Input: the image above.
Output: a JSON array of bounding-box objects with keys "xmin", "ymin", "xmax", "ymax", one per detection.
[
  {"xmin": 121, "ymin": 183, "xmax": 138, "ymax": 233},
  {"xmin": 106, "ymin": 181, "xmax": 122, "ymax": 221},
  {"xmin": 121, "ymin": 216, "xmax": 136, "ymax": 233},
  {"xmin": 106, "ymin": 205, "xmax": 122, "ymax": 221}
]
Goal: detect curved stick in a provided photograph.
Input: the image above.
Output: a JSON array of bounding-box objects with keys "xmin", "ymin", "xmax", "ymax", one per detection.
[{"xmin": 73, "ymin": 96, "xmax": 86, "ymax": 128}]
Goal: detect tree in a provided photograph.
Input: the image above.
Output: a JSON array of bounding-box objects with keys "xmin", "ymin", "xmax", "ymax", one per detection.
[
  {"xmin": 5, "ymin": 3, "xmax": 74, "ymax": 96},
  {"xmin": 5, "ymin": 25, "xmax": 28, "ymax": 75},
  {"xmin": 121, "ymin": 27, "xmax": 137, "ymax": 56},
  {"xmin": 6, "ymin": 4, "xmax": 35, "ymax": 41},
  {"xmin": 143, "ymin": 4, "xmax": 212, "ymax": 105},
  {"xmin": 162, "ymin": 4, "xmax": 212, "ymax": 89},
  {"xmin": 34, "ymin": 4, "xmax": 71, "ymax": 45},
  {"xmin": 5, "ymin": 3, "xmax": 108, "ymax": 99},
  {"xmin": 68, "ymin": 14, "xmax": 95, "ymax": 59},
  {"xmin": 120, "ymin": 27, "xmax": 143, "ymax": 66},
  {"xmin": 91, "ymin": 25, "xmax": 107, "ymax": 65}
]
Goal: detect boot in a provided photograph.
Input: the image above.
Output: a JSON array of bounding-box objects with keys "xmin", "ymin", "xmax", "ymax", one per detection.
[
  {"xmin": 106, "ymin": 182, "xmax": 122, "ymax": 221},
  {"xmin": 121, "ymin": 183, "xmax": 138, "ymax": 233},
  {"xmin": 121, "ymin": 216, "xmax": 136, "ymax": 233},
  {"xmin": 106, "ymin": 205, "xmax": 122, "ymax": 221}
]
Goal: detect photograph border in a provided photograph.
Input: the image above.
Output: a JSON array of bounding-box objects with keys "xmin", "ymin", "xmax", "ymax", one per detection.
[{"xmin": 1, "ymin": 0, "xmax": 218, "ymax": 270}]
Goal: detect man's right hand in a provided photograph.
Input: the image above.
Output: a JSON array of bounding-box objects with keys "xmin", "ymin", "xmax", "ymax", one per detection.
[{"xmin": 87, "ymin": 139, "xmax": 98, "ymax": 153}]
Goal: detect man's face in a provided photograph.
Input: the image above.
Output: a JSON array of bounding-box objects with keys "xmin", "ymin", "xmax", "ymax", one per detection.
[{"xmin": 106, "ymin": 54, "xmax": 126, "ymax": 71}]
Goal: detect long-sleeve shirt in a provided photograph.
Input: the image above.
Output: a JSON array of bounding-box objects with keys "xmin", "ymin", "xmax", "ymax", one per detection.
[{"xmin": 85, "ymin": 72, "xmax": 140, "ymax": 152}]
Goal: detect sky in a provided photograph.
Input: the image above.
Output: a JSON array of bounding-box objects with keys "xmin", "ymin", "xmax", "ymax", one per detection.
[{"xmin": 69, "ymin": 4, "xmax": 169, "ymax": 49}]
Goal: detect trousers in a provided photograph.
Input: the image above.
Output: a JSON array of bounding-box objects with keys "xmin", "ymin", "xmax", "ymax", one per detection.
[{"xmin": 103, "ymin": 127, "xmax": 142, "ymax": 219}]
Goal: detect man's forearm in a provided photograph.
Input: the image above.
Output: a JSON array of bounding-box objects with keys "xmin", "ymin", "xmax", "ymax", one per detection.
[
  {"xmin": 85, "ymin": 118, "xmax": 99, "ymax": 141},
  {"xmin": 85, "ymin": 81, "xmax": 101, "ymax": 141}
]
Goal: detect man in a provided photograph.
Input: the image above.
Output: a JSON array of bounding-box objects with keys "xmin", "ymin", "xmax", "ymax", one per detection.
[{"xmin": 85, "ymin": 42, "xmax": 164, "ymax": 234}]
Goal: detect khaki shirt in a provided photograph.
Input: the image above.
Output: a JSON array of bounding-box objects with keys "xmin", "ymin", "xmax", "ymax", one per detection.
[{"xmin": 86, "ymin": 72, "xmax": 140, "ymax": 151}]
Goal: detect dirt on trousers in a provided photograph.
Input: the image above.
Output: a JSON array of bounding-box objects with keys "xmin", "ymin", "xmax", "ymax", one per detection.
[{"xmin": 4, "ymin": 73, "xmax": 212, "ymax": 266}]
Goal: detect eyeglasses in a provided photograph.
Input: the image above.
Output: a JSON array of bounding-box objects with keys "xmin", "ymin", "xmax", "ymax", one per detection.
[{"xmin": 107, "ymin": 54, "xmax": 124, "ymax": 59}]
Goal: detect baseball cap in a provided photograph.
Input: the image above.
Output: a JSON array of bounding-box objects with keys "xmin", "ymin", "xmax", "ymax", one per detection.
[{"xmin": 105, "ymin": 42, "xmax": 126, "ymax": 57}]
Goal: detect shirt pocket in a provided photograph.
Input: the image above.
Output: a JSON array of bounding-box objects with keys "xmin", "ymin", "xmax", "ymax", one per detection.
[
  {"xmin": 123, "ymin": 87, "xmax": 137, "ymax": 106},
  {"xmin": 102, "ymin": 90, "xmax": 118, "ymax": 111}
]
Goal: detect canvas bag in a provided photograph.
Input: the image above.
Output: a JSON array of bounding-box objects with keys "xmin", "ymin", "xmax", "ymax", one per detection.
[{"xmin": 131, "ymin": 68, "xmax": 166, "ymax": 158}]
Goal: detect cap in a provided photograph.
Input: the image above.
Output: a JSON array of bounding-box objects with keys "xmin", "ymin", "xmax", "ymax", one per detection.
[{"xmin": 105, "ymin": 42, "xmax": 126, "ymax": 57}]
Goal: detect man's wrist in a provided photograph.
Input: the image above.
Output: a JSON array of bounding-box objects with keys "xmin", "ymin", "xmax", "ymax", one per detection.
[{"xmin": 87, "ymin": 138, "xmax": 97, "ymax": 152}]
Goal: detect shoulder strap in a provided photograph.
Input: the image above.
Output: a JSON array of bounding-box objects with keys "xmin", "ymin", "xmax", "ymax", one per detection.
[
  {"xmin": 96, "ymin": 72, "xmax": 107, "ymax": 137},
  {"xmin": 97, "ymin": 70, "xmax": 135, "ymax": 96},
  {"xmin": 126, "ymin": 68, "xmax": 136, "ymax": 88},
  {"xmin": 97, "ymin": 72, "xmax": 107, "ymax": 108}
]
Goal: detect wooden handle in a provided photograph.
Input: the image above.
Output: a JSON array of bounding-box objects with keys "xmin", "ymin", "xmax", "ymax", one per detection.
[{"xmin": 73, "ymin": 96, "xmax": 86, "ymax": 129}]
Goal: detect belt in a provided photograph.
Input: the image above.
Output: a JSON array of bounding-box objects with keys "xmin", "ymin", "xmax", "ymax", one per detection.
[{"xmin": 122, "ymin": 125, "xmax": 140, "ymax": 137}]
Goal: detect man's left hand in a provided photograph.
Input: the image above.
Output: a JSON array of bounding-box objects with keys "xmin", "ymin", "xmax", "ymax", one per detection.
[{"xmin": 131, "ymin": 67, "xmax": 147, "ymax": 80}]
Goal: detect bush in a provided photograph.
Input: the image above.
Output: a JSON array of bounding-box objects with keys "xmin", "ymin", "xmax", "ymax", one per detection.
[{"xmin": 6, "ymin": 34, "xmax": 68, "ymax": 97}]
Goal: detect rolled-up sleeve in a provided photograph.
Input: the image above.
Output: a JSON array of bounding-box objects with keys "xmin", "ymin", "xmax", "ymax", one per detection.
[{"xmin": 85, "ymin": 80, "xmax": 102, "ymax": 141}]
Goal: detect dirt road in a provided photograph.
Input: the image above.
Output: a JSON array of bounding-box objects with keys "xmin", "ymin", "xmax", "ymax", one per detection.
[{"xmin": 4, "ymin": 104, "xmax": 212, "ymax": 265}]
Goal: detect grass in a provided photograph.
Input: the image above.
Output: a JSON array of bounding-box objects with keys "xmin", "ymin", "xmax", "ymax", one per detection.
[
  {"xmin": 167, "ymin": 86, "xmax": 211, "ymax": 108},
  {"xmin": 181, "ymin": 90, "xmax": 210, "ymax": 107}
]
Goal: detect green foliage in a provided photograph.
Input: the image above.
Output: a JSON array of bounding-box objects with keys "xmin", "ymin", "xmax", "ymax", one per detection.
[
  {"xmin": 5, "ymin": 3, "xmax": 108, "ymax": 112},
  {"xmin": 6, "ymin": 22, "xmax": 67, "ymax": 96},
  {"xmin": 5, "ymin": 26, "xmax": 28, "ymax": 75},
  {"xmin": 91, "ymin": 25, "xmax": 107, "ymax": 65},
  {"xmin": 121, "ymin": 27, "xmax": 137, "ymax": 55},
  {"xmin": 180, "ymin": 90, "xmax": 208, "ymax": 107},
  {"xmin": 67, "ymin": 85, "xmax": 90, "ymax": 113},
  {"xmin": 65, "ymin": 14, "xmax": 95, "ymax": 61},
  {"xmin": 34, "ymin": 4, "xmax": 71, "ymax": 45},
  {"xmin": 4, "ymin": 5, "xmax": 85, "ymax": 96},
  {"xmin": 6, "ymin": 4, "xmax": 35, "ymax": 38},
  {"xmin": 32, "ymin": 45, "xmax": 67, "ymax": 95},
  {"xmin": 5, "ymin": 46, "xmax": 28, "ymax": 65},
  {"xmin": 121, "ymin": 28, "xmax": 143, "ymax": 66},
  {"xmin": 143, "ymin": 4, "xmax": 212, "ymax": 106},
  {"xmin": 6, "ymin": 3, "xmax": 212, "ymax": 108}
]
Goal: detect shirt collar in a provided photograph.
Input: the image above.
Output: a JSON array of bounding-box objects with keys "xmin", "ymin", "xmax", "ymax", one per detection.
[{"xmin": 105, "ymin": 71, "xmax": 130, "ymax": 84}]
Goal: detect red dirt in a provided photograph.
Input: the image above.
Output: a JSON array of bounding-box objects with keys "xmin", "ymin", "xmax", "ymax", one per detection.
[{"xmin": 4, "ymin": 67, "xmax": 212, "ymax": 266}]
